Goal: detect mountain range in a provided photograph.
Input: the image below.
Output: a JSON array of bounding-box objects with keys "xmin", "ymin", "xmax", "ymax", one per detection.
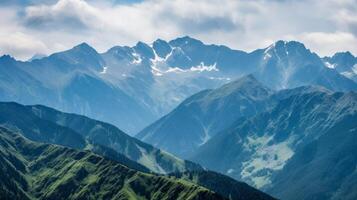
[
  {"xmin": 323, "ymin": 51, "xmax": 357, "ymax": 82},
  {"xmin": 1, "ymin": 36, "xmax": 357, "ymax": 200},
  {"xmin": 138, "ymin": 74, "xmax": 357, "ymax": 200},
  {"xmin": 0, "ymin": 102, "xmax": 275, "ymax": 200},
  {"xmin": 0, "ymin": 102, "xmax": 200, "ymax": 174},
  {"xmin": 1, "ymin": 37, "xmax": 356, "ymax": 135}
]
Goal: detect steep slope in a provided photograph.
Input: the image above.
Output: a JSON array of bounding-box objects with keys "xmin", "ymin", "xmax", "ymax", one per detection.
[
  {"xmin": 137, "ymin": 75, "xmax": 273, "ymax": 158},
  {"xmin": 60, "ymin": 73, "xmax": 154, "ymax": 135},
  {"xmin": 2, "ymin": 37, "xmax": 356, "ymax": 135},
  {"xmin": 0, "ymin": 126, "xmax": 223, "ymax": 200},
  {"xmin": 268, "ymin": 114, "xmax": 357, "ymax": 200},
  {"xmin": 323, "ymin": 51, "xmax": 357, "ymax": 82},
  {"xmin": 253, "ymin": 40, "xmax": 357, "ymax": 91},
  {"xmin": 0, "ymin": 55, "xmax": 55, "ymax": 105},
  {"xmin": 170, "ymin": 170, "xmax": 276, "ymax": 200},
  {"xmin": 0, "ymin": 102, "xmax": 201, "ymax": 174},
  {"xmin": 100, "ymin": 38, "xmax": 227, "ymax": 119},
  {"xmin": 191, "ymin": 87, "xmax": 357, "ymax": 193},
  {"xmin": 0, "ymin": 44, "xmax": 154, "ymax": 134}
]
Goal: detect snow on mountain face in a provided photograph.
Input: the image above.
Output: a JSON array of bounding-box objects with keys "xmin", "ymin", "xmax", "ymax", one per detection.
[
  {"xmin": 255, "ymin": 40, "xmax": 332, "ymax": 90},
  {"xmin": 100, "ymin": 37, "xmax": 229, "ymax": 119},
  {"xmin": 1, "ymin": 36, "xmax": 357, "ymax": 135},
  {"xmin": 323, "ymin": 52, "xmax": 357, "ymax": 82},
  {"xmin": 101, "ymin": 37, "xmax": 357, "ymax": 128}
]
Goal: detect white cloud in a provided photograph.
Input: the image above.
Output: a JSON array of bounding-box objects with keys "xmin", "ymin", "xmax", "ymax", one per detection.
[
  {"xmin": 0, "ymin": 32, "xmax": 48, "ymax": 59},
  {"xmin": 0, "ymin": 0, "xmax": 356, "ymax": 60},
  {"xmin": 298, "ymin": 32, "xmax": 357, "ymax": 56},
  {"xmin": 24, "ymin": 0, "xmax": 99, "ymax": 30}
]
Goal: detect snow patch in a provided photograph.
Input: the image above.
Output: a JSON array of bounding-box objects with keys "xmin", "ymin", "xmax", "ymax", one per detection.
[
  {"xmin": 100, "ymin": 66, "xmax": 108, "ymax": 74},
  {"xmin": 150, "ymin": 48, "xmax": 172, "ymax": 76},
  {"xmin": 150, "ymin": 60, "xmax": 218, "ymax": 76},
  {"xmin": 264, "ymin": 53, "xmax": 272, "ymax": 60},
  {"xmin": 263, "ymin": 43, "xmax": 275, "ymax": 60},
  {"xmin": 352, "ymin": 64, "xmax": 357, "ymax": 74},
  {"xmin": 151, "ymin": 67, "xmax": 163, "ymax": 76},
  {"xmin": 190, "ymin": 62, "xmax": 218, "ymax": 72},
  {"xmin": 324, "ymin": 61, "xmax": 335, "ymax": 69},
  {"xmin": 340, "ymin": 64, "xmax": 357, "ymax": 79},
  {"xmin": 132, "ymin": 52, "xmax": 142, "ymax": 64},
  {"xmin": 166, "ymin": 67, "xmax": 186, "ymax": 73}
]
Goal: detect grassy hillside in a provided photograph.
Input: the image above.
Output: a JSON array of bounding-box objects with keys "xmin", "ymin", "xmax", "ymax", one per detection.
[
  {"xmin": 170, "ymin": 170, "xmax": 276, "ymax": 200},
  {"xmin": 0, "ymin": 102, "xmax": 201, "ymax": 174},
  {"xmin": 0, "ymin": 126, "xmax": 223, "ymax": 200}
]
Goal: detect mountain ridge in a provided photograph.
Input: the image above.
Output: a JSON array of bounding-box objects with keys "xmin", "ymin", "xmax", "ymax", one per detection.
[
  {"xmin": 190, "ymin": 85, "xmax": 357, "ymax": 198},
  {"xmin": 137, "ymin": 75, "xmax": 274, "ymax": 158},
  {"xmin": 0, "ymin": 126, "xmax": 224, "ymax": 200},
  {"xmin": 0, "ymin": 101, "xmax": 201, "ymax": 174},
  {"xmin": 1, "ymin": 36, "xmax": 356, "ymax": 135},
  {"xmin": 0, "ymin": 105, "xmax": 276, "ymax": 200}
]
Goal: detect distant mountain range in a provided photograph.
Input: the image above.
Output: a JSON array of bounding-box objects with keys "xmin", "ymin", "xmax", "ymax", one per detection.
[
  {"xmin": 0, "ymin": 103, "xmax": 275, "ymax": 200},
  {"xmin": 1, "ymin": 36, "xmax": 356, "ymax": 135},
  {"xmin": 323, "ymin": 51, "xmax": 357, "ymax": 82},
  {"xmin": 139, "ymin": 75, "xmax": 357, "ymax": 200}
]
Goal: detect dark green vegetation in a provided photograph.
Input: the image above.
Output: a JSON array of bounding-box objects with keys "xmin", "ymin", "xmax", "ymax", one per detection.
[
  {"xmin": 0, "ymin": 101, "xmax": 276, "ymax": 200},
  {"xmin": 0, "ymin": 127, "xmax": 223, "ymax": 200},
  {"xmin": 170, "ymin": 170, "xmax": 275, "ymax": 200},
  {"xmin": 0, "ymin": 102, "xmax": 200, "ymax": 174}
]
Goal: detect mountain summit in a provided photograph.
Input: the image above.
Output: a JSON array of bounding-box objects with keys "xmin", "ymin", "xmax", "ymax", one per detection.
[
  {"xmin": 137, "ymin": 75, "xmax": 273, "ymax": 158},
  {"xmin": 0, "ymin": 37, "xmax": 356, "ymax": 134}
]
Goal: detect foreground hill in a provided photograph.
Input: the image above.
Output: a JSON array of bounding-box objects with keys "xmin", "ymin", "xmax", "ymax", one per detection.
[
  {"xmin": 0, "ymin": 102, "xmax": 201, "ymax": 174},
  {"xmin": 0, "ymin": 127, "xmax": 223, "ymax": 200},
  {"xmin": 170, "ymin": 170, "xmax": 275, "ymax": 200}
]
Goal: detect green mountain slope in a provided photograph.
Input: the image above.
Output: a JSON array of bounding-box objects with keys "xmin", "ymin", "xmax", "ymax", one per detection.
[
  {"xmin": 0, "ymin": 126, "xmax": 223, "ymax": 200},
  {"xmin": 0, "ymin": 102, "xmax": 201, "ymax": 174},
  {"xmin": 170, "ymin": 170, "xmax": 276, "ymax": 200}
]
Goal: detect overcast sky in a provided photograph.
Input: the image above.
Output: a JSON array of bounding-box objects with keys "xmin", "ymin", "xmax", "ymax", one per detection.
[{"xmin": 0, "ymin": 0, "xmax": 356, "ymax": 60}]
